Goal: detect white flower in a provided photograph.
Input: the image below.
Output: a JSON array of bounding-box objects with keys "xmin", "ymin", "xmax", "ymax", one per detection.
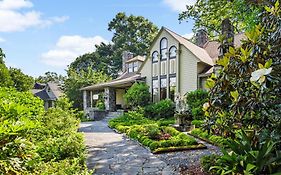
[
  {"xmin": 250, "ymin": 68, "xmax": 272, "ymax": 84},
  {"xmin": 203, "ymin": 102, "xmax": 210, "ymax": 111}
]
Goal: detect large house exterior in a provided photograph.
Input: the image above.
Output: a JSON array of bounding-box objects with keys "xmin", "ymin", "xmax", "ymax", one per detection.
[{"xmin": 81, "ymin": 27, "xmax": 244, "ymax": 112}]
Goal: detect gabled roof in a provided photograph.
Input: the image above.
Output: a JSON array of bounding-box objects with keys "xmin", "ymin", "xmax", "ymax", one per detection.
[
  {"xmin": 148, "ymin": 27, "xmax": 214, "ymax": 66},
  {"xmin": 80, "ymin": 73, "xmax": 143, "ymax": 91},
  {"xmin": 203, "ymin": 33, "xmax": 246, "ymax": 62},
  {"xmin": 164, "ymin": 27, "xmax": 214, "ymax": 66},
  {"xmin": 47, "ymin": 82, "xmax": 63, "ymax": 99},
  {"xmin": 32, "ymin": 82, "xmax": 63, "ymax": 101},
  {"xmin": 125, "ymin": 55, "xmax": 145, "ymax": 63}
]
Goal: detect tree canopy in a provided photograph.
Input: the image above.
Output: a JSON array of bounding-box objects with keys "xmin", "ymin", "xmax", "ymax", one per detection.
[
  {"xmin": 36, "ymin": 71, "xmax": 65, "ymax": 84},
  {"xmin": 9, "ymin": 68, "xmax": 34, "ymax": 92},
  {"xmin": 69, "ymin": 12, "xmax": 158, "ymax": 78},
  {"xmin": 179, "ymin": 0, "xmax": 262, "ymax": 37}
]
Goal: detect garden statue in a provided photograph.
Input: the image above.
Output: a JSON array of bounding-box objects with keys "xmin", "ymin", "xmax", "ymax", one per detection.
[{"xmin": 174, "ymin": 93, "xmax": 193, "ymax": 131}]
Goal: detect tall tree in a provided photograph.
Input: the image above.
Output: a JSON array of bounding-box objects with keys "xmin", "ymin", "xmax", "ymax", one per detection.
[
  {"xmin": 69, "ymin": 12, "xmax": 158, "ymax": 78},
  {"xmin": 36, "ymin": 71, "xmax": 65, "ymax": 84},
  {"xmin": 179, "ymin": 0, "xmax": 261, "ymax": 37},
  {"xmin": 9, "ymin": 68, "xmax": 34, "ymax": 92}
]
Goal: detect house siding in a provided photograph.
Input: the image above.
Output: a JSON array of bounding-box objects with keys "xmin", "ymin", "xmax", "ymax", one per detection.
[{"xmin": 179, "ymin": 46, "xmax": 200, "ymax": 96}]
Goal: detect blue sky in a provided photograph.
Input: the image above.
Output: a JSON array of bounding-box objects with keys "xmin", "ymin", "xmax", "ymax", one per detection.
[{"xmin": 0, "ymin": 0, "xmax": 195, "ymax": 77}]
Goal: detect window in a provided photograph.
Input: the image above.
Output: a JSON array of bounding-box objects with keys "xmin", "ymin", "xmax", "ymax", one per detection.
[
  {"xmin": 169, "ymin": 77, "xmax": 176, "ymax": 101},
  {"xmin": 128, "ymin": 63, "xmax": 133, "ymax": 73},
  {"xmin": 160, "ymin": 77, "xmax": 167, "ymax": 100},
  {"xmin": 161, "ymin": 61, "xmax": 167, "ymax": 75},
  {"xmin": 169, "ymin": 46, "xmax": 177, "ymax": 75},
  {"xmin": 152, "ymin": 79, "xmax": 159, "ymax": 102},
  {"xmin": 152, "ymin": 51, "xmax": 158, "ymax": 63},
  {"xmin": 160, "ymin": 38, "xmax": 168, "ymax": 60},
  {"xmin": 152, "ymin": 63, "xmax": 158, "ymax": 77},
  {"xmin": 169, "ymin": 46, "xmax": 177, "ymax": 58},
  {"xmin": 169, "ymin": 59, "xmax": 176, "ymax": 74},
  {"xmin": 133, "ymin": 62, "xmax": 138, "ymax": 72}
]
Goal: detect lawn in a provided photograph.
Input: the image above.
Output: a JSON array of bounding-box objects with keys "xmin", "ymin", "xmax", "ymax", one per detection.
[{"xmin": 108, "ymin": 111, "xmax": 206, "ymax": 153}]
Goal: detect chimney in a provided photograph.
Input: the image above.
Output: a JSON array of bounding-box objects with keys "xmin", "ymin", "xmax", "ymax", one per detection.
[
  {"xmin": 195, "ymin": 29, "xmax": 208, "ymax": 48},
  {"xmin": 122, "ymin": 51, "xmax": 134, "ymax": 72}
]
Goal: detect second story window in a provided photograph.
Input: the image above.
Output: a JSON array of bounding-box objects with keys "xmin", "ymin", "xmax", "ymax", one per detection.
[
  {"xmin": 133, "ymin": 62, "xmax": 138, "ymax": 72},
  {"xmin": 128, "ymin": 63, "xmax": 133, "ymax": 73},
  {"xmin": 152, "ymin": 51, "xmax": 158, "ymax": 77},
  {"xmin": 160, "ymin": 38, "xmax": 168, "ymax": 60}
]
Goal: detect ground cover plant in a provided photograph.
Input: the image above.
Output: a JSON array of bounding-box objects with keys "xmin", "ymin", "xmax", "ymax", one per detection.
[
  {"xmin": 0, "ymin": 87, "xmax": 91, "ymax": 175},
  {"xmin": 109, "ymin": 111, "xmax": 205, "ymax": 153}
]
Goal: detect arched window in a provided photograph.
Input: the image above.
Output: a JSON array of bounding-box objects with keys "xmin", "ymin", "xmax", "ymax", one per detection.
[
  {"xmin": 160, "ymin": 38, "xmax": 168, "ymax": 60},
  {"xmin": 169, "ymin": 46, "xmax": 177, "ymax": 58},
  {"xmin": 152, "ymin": 51, "xmax": 158, "ymax": 63}
]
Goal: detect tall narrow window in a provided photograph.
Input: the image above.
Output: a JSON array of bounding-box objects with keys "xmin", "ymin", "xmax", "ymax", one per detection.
[
  {"xmin": 133, "ymin": 62, "xmax": 138, "ymax": 72},
  {"xmin": 169, "ymin": 46, "xmax": 177, "ymax": 74},
  {"xmin": 152, "ymin": 79, "xmax": 159, "ymax": 102},
  {"xmin": 161, "ymin": 61, "xmax": 167, "ymax": 75},
  {"xmin": 160, "ymin": 38, "xmax": 168, "ymax": 60},
  {"xmin": 160, "ymin": 77, "xmax": 167, "ymax": 100},
  {"xmin": 128, "ymin": 63, "xmax": 133, "ymax": 73},
  {"xmin": 152, "ymin": 51, "xmax": 158, "ymax": 77},
  {"xmin": 169, "ymin": 76, "xmax": 176, "ymax": 101}
]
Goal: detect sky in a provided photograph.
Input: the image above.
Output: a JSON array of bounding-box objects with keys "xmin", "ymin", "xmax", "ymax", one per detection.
[{"xmin": 0, "ymin": 0, "xmax": 196, "ymax": 77}]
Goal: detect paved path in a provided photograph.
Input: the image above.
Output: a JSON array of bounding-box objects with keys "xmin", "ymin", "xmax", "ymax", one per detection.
[
  {"xmin": 80, "ymin": 116, "xmax": 221, "ymax": 175},
  {"xmin": 79, "ymin": 116, "xmax": 176, "ymax": 175}
]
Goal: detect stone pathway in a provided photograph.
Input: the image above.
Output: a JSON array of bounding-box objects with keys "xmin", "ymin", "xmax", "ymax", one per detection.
[
  {"xmin": 80, "ymin": 116, "xmax": 220, "ymax": 175},
  {"xmin": 79, "ymin": 116, "xmax": 176, "ymax": 175}
]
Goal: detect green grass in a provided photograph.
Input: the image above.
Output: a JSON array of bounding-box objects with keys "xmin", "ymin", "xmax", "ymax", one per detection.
[{"xmin": 109, "ymin": 111, "xmax": 205, "ymax": 153}]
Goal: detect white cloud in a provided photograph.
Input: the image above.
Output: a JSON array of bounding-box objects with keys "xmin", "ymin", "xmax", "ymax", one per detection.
[
  {"xmin": 183, "ymin": 32, "xmax": 194, "ymax": 39},
  {"xmin": 0, "ymin": 0, "xmax": 33, "ymax": 10},
  {"xmin": 163, "ymin": 0, "xmax": 196, "ymax": 12},
  {"xmin": 41, "ymin": 35, "xmax": 108, "ymax": 67},
  {"xmin": 0, "ymin": 0, "xmax": 68, "ymax": 32},
  {"xmin": 0, "ymin": 37, "xmax": 5, "ymax": 42}
]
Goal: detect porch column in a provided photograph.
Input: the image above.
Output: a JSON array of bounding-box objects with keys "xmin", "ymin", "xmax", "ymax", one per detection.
[
  {"xmin": 83, "ymin": 90, "xmax": 87, "ymax": 111},
  {"xmin": 104, "ymin": 87, "xmax": 116, "ymax": 111}
]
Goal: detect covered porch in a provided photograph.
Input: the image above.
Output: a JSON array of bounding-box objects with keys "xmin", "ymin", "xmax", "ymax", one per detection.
[{"xmin": 80, "ymin": 74, "xmax": 145, "ymax": 112}]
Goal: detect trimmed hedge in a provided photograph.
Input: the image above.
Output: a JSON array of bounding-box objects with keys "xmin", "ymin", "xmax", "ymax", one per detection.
[
  {"xmin": 191, "ymin": 128, "xmax": 228, "ymax": 147},
  {"xmin": 109, "ymin": 111, "xmax": 205, "ymax": 153},
  {"xmin": 144, "ymin": 99, "xmax": 175, "ymax": 119}
]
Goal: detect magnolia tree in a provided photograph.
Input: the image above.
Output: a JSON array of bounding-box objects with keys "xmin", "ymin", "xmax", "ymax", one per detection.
[{"xmin": 203, "ymin": 0, "xmax": 280, "ymax": 139}]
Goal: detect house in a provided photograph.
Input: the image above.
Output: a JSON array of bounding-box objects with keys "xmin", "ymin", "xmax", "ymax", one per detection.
[
  {"xmin": 80, "ymin": 27, "xmax": 244, "ymax": 112},
  {"xmin": 31, "ymin": 82, "xmax": 63, "ymax": 110}
]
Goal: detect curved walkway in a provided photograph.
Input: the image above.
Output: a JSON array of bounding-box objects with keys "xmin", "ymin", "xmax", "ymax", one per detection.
[
  {"xmin": 80, "ymin": 116, "xmax": 176, "ymax": 175},
  {"xmin": 80, "ymin": 116, "xmax": 220, "ymax": 175}
]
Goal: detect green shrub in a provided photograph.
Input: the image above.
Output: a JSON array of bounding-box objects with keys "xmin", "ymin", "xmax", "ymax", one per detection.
[
  {"xmin": 0, "ymin": 87, "xmax": 90, "ymax": 174},
  {"xmin": 124, "ymin": 82, "xmax": 150, "ymax": 109},
  {"xmin": 200, "ymin": 154, "xmax": 219, "ymax": 174},
  {"xmin": 96, "ymin": 100, "xmax": 105, "ymax": 110},
  {"xmin": 144, "ymin": 99, "xmax": 175, "ymax": 119},
  {"xmin": 185, "ymin": 89, "xmax": 208, "ymax": 120},
  {"xmin": 191, "ymin": 120, "xmax": 204, "ymax": 128}
]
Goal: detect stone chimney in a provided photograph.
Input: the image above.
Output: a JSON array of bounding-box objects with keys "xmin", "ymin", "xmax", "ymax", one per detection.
[
  {"xmin": 122, "ymin": 51, "xmax": 134, "ymax": 72},
  {"xmin": 195, "ymin": 29, "xmax": 208, "ymax": 48}
]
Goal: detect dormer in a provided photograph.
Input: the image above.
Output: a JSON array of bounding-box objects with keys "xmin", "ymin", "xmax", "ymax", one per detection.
[{"xmin": 126, "ymin": 56, "xmax": 145, "ymax": 73}]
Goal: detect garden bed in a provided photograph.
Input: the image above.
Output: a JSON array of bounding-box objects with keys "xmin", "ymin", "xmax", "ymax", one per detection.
[
  {"xmin": 109, "ymin": 111, "xmax": 206, "ymax": 153},
  {"xmin": 190, "ymin": 128, "xmax": 228, "ymax": 148}
]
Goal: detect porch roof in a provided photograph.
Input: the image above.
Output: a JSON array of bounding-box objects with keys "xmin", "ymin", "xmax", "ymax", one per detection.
[{"xmin": 80, "ymin": 73, "xmax": 145, "ymax": 91}]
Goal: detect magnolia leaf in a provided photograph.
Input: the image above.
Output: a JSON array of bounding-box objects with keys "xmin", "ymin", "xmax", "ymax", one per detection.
[
  {"xmin": 229, "ymin": 47, "xmax": 235, "ymax": 55},
  {"xmin": 217, "ymin": 56, "xmax": 230, "ymax": 68},
  {"xmin": 258, "ymin": 63, "xmax": 264, "ymax": 69},
  {"xmin": 206, "ymin": 78, "xmax": 215, "ymax": 89},
  {"xmin": 275, "ymin": 0, "xmax": 279, "ymax": 10},
  {"xmin": 230, "ymin": 90, "xmax": 239, "ymax": 102},
  {"xmin": 240, "ymin": 56, "xmax": 247, "ymax": 63},
  {"xmin": 264, "ymin": 6, "xmax": 272, "ymax": 13},
  {"xmin": 265, "ymin": 59, "xmax": 272, "ymax": 68}
]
